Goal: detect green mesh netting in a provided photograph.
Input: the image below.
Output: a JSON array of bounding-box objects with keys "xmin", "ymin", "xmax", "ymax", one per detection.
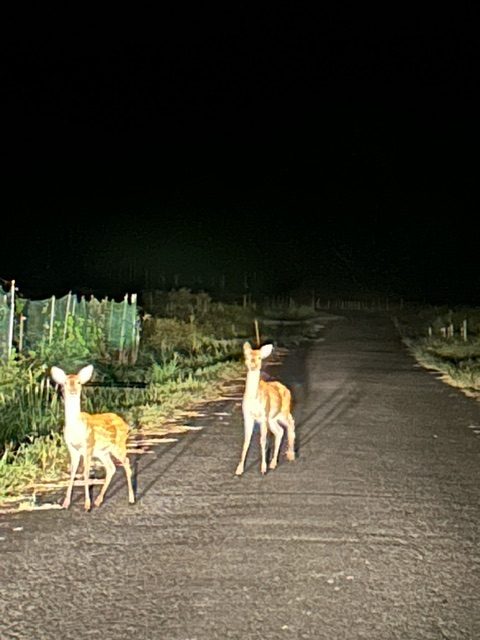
[{"xmin": 1, "ymin": 292, "xmax": 139, "ymax": 358}]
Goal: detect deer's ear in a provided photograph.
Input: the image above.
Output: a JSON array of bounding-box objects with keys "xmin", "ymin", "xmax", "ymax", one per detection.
[
  {"xmin": 50, "ymin": 366, "xmax": 66, "ymax": 385},
  {"xmin": 243, "ymin": 342, "xmax": 252, "ymax": 354},
  {"xmin": 78, "ymin": 364, "xmax": 94, "ymax": 384},
  {"xmin": 260, "ymin": 344, "xmax": 273, "ymax": 359}
]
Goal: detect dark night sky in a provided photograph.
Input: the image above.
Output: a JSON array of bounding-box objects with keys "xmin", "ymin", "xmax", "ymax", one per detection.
[{"xmin": 1, "ymin": 7, "xmax": 478, "ymax": 304}]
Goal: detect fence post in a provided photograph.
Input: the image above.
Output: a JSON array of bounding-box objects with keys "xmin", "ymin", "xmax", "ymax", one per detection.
[
  {"xmin": 130, "ymin": 293, "xmax": 139, "ymax": 363},
  {"xmin": 48, "ymin": 296, "xmax": 56, "ymax": 344},
  {"xmin": 63, "ymin": 291, "xmax": 72, "ymax": 343},
  {"xmin": 118, "ymin": 294, "xmax": 128, "ymax": 362},
  {"xmin": 108, "ymin": 298, "xmax": 115, "ymax": 345},
  {"xmin": 18, "ymin": 313, "xmax": 25, "ymax": 352},
  {"xmin": 7, "ymin": 279, "xmax": 15, "ymax": 359}
]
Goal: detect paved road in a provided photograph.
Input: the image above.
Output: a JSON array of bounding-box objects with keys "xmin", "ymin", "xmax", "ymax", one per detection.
[{"xmin": 1, "ymin": 313, "xmax": 480, "ymax": 639}]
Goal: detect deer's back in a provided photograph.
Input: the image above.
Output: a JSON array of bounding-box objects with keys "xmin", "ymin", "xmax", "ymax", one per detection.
[
  {"xmin": 258, "ymin": 379, "xmax": 292, "ymax": 417},
  {"xmin": 80, "ymin": 411, "xmax": 130, "ymax": 449}
]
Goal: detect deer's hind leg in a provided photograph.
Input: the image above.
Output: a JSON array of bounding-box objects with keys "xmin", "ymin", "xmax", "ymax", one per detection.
[
  {"xmin": 121, "ymin": 455, "xmax": 135, "ymax": 504},
  {"xmin": 285, "ymin": 414, "xmax": 296, "ymax": 461},
  {"xmin": 112, "ymin": 436, "xmax": 135, "ymax": 504},
  {"xmin": 93, "ymin": 451, "xmax": 116, "ymax": 507}
]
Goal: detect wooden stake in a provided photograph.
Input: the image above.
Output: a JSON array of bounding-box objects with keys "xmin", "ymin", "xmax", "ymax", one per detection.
[{"xmin": 254, "ymin": 319, "xmax": 260, "ymax": 347}]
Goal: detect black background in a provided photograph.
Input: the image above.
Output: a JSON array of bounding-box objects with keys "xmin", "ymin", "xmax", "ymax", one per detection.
[{"xmin": 1, "ymin": 6, "xmax": 477, "ymax": 303}]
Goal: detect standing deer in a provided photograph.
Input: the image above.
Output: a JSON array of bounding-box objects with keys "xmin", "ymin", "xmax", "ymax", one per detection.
[
  {"xmin": 235, "ymin": 342, "xmax": 296, "ymax": 476},
  {"xmin": 51, "ymin": 364, "xmax": 135, "ymax": 511}
]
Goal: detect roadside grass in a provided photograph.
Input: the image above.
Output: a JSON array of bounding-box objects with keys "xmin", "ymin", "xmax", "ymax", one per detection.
[
  {"xmin": 395, "ymin": 305, "xmax": 480, "ymax": 399},
  {"xmin": 404, "ymin": 337, "xmax": 480, "ymax": 395},
  {"xmin": 0, "ymin": 433, "xmax": 68, "ymax": 505},
  {"xmin": 260, "ymin": 303, "xmax": 319, "ymax": 321}
]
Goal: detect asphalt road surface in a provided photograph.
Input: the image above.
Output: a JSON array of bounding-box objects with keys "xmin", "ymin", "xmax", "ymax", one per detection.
[{"xmin": 1, "ymin": 312, "xmax": 479, "ymax": 639}]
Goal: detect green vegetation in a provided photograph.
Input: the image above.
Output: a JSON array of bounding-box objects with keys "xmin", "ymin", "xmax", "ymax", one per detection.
[
  {"xmin": 395, "ymin": 305, "xmax": 480, "ymax": 397},
  {"xmin": 261, "ymin": 303, "xmax": 319, "ymax": 321},
  {"xmin": 0, "ymin": 433, "xmax": 68, "ymax": 502}
]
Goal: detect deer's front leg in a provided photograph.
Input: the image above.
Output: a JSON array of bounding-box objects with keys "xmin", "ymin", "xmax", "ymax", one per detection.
[
  {"xmin": 236, "ymin": 413, "xmax": 255, "ymax": 476},
  {"xmin": 259, "ymin": 419, "xmax": 268, "ymax": 475},
  {"xmin": 63, "ymin": 445, "xmax": 80, "ymax": 509},
  {"xmin": 268, "ymin": 418, "xmax": 284, "ymax": 470},
  {"xmin": 83, "ymin": 449, "xmax": 92, "ymax": 512}
]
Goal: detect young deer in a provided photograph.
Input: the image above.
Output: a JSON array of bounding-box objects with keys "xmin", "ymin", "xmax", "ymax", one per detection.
[
  {"xmin": 235, "ymin": 342, "xmax": 296, "ymax": 476},
  {"xmin": 51, "ymin": 364, "xmax": 135, "ymax": 511}
]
